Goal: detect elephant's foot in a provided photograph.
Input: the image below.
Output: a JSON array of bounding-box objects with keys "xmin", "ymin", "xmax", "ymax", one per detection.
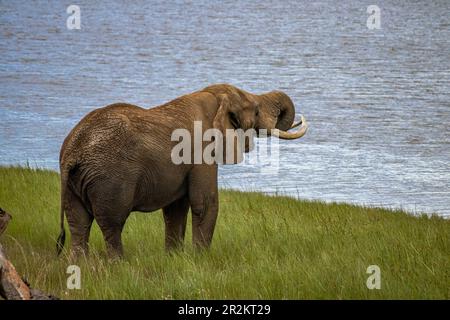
[
  {"xmin": 69, "ymin": 244, "xmax": 89, "ymax": 261},
  {"xmin": 105, "ymin": 241, "xmax": 124, "ymax": 260}
]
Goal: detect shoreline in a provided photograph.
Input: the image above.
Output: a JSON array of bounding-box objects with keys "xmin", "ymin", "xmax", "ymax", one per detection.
[{"xmin": 1, "ymin": 164, "xmax": 446, "ymax": 219}]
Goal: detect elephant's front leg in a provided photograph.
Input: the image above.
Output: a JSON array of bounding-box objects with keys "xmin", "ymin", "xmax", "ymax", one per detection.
[
  {"xmin": 188, "ymin": 165, "xmax": 219, "ymax": 249},
  {"xmin": 162, "ymin": 196, "xmax": 190, "ymax": 251}
]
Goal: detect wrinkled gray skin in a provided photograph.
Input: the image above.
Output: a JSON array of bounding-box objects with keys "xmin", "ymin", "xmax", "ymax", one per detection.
[{"xmin": 57, "ymin": 84, "xmax": 302, "ymax": 258}]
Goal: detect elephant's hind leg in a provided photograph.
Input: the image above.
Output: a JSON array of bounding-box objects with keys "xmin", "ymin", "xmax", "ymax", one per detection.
[
  {"xmin": 89, "ymin": 182, "xmax": 135, "ymax": 259},
  {"xmin": 92, "ymin": 203, "xmax": 130, "ymax": 259},
  {"xmin": 163, "ymin": 196, "xmax": 190, "ymax": 251},
  {"xmin": 65, "ymin": 189, "xmax": 94, "ymax": 258},
  {"xmin": 95, "ymin": 214, "xmax": 128, "ymax": 259}
]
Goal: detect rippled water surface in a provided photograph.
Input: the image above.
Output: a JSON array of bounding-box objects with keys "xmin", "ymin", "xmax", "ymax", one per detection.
[{"xmin": 1, "ymin": 1, "xmax": 449, "ymax": 217}]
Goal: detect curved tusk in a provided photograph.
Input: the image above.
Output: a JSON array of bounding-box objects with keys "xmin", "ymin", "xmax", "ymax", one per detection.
[
  {"xmin": 270, "ymin": 115, "xmax": 308, "ymax": 140},
  {"xmin": 290, "ymin": 116, "xmax": 303, "ymax": 129}
]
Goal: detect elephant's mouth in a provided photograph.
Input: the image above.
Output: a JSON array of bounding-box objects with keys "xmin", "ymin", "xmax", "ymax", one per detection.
[{"xmin": 259, "ymin": 115, "xmax": 308, "ymax": 140}]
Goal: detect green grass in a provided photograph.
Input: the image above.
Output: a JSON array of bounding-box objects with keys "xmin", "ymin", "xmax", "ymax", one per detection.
[{"xmin": 0, "ymin": 166, "xmax": 448, "ymax": 299}]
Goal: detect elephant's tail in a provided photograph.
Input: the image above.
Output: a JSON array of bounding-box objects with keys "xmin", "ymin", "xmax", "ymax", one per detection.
[{"xmin": 56, "ymin": 165, "xmax": 70, "ymax": 256}]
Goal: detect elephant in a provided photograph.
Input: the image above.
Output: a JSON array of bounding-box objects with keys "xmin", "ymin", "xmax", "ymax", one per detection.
[{"xmin": 56, "ymin": 84, "xmax": 308, "ymax": 258}]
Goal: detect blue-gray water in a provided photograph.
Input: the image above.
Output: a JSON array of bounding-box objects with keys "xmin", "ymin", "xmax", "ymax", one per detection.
[{"xmin": 1, "ymin": 1, "xmax": 449, "ymax": 217}]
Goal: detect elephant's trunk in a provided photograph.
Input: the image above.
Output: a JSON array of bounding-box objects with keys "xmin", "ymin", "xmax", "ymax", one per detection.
[{"xmin": 258, "ymin": 91, "xmax": 308, "ymax": 140}]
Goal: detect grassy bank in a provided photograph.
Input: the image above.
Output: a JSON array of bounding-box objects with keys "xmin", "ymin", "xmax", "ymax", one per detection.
[{"xmin": 0, "ymin": 166, "xmax": 448, "ymax": 299}]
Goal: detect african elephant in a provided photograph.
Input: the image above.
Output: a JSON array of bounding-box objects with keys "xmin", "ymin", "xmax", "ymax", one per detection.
[{"xmin": 56, "ymin": 84, "xmax": 308, "ymax": 258}]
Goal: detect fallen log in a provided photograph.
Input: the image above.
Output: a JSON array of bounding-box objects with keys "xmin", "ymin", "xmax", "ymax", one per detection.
[{"xmin": 0, "ymin": 208, "xmax": 58, "ymax": 300}]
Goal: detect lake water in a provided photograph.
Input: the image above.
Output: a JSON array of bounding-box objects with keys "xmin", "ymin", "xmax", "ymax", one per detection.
[{"xmin": 1, "ymin": 1, "xmax": 449, "ymax": 217}]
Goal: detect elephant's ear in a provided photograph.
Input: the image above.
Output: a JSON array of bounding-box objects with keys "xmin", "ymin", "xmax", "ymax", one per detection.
[
  {"xmin": 212, "ymin": 94, "xmax": 244, "ymax": 165},
  {"xmin": 213, "ymin": 94, "xmax": 229, "ymax": 135}
]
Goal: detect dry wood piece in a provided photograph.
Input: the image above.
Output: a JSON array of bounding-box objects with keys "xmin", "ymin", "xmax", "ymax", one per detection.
[
  {"xmin": 0, "ymin": 208, "xmax": 58, "ymax": 300},
  {"xmin": 0, "ymin": 244, "xmax": 32, "ymax": 300}
]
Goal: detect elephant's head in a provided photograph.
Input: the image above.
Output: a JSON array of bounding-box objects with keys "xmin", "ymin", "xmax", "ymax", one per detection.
[
  {"xmin": 251, "ymin": 90, "xmax": 308, "ymax": 139},
  {"xmin": 202, "ymin": 84, "xmax": 260, "ymax": 164},
  {"xmin": 203, "ymin": 84, "xmax": 259, "ymax": 131},
  {"xmin": 201, "ymin": 84, "xmax": 308, "ymax": 164}
]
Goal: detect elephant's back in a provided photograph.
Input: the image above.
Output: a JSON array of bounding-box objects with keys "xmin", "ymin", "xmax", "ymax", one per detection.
[
  {"xmin": 59, "ymin": 103, "xmax": 191, "ymax": 212},
  {"xmin": 60, "ymin": 103, "xmax": 145, "ymax": 169}
]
